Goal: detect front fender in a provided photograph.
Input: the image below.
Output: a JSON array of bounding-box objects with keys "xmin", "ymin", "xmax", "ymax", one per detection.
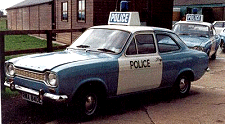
[
  {"xmin": 52, "ymin": 58, "xmax": 119, "ymax": 101},
  {"xmin": 71, "ymin": 78, "xmax": 108, "ymax": 100}
]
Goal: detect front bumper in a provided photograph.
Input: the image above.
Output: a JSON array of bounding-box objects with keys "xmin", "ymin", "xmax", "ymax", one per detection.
[{"xmin": 4, "ymin": 81, "xmax": 68, "ymax": 103}]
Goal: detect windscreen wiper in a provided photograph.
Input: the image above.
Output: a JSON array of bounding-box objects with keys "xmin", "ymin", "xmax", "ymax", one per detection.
[
  {"xmin": 97, "ymin": 48, "xmax": 116, "ymax": 53},
  {"xmin": 76, "ymin": 45, "xmax": 90, "ymax": 48}
]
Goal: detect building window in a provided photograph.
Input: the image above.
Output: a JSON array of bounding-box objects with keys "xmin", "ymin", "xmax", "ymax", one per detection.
[
  {"xmin": 62, "ymin": 2, "xmax": 68, "ymax": 21},
  {"xmin": 78, "ymin": 0, "xmax": 85, "ymax": 22}
]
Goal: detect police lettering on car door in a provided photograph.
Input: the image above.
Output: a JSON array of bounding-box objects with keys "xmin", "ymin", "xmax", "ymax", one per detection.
[{"xmin": 130, "ymin": 59, "xmax": 150, "ymax": 69}]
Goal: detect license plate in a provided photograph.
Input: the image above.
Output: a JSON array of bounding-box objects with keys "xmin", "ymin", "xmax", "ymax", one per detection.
[{"xmin": 22, "ymin": 92, "xmax": 43, "ymax": 104}]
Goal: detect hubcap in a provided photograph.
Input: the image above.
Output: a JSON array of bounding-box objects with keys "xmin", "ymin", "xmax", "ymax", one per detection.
[
  {"xmin": 85, "ymin": 94, "xmax": 97, "ymax": 115},
  {"xmin": 179, "ymin": 78, "xmax": 188, "ymax": 93}
]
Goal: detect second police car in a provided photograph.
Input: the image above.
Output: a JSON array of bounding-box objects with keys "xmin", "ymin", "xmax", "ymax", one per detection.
[
  {"xmin": 172, "ymin": 14, "xmax": 221, "ymax": 60},
  {"xmin": 4, "ymin": 12, "xmax": 209, "ymax": 119}
]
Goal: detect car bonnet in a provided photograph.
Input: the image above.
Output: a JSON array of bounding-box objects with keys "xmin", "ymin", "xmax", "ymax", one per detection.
[
  {"xmin": 178, "ymin": 35, "xmax": 209, "ymax": 47},
  {"xmin": 10, "ymin": 50, "xmax": 104, "ymax": 72}
]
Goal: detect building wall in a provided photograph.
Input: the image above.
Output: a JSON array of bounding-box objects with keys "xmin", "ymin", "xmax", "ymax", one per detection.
[
  {"xmin": 93, "ymin": 0, "xmax": 116, "ymax": 26},
  {"xmin": 17, "ymin": 9, "xmax": 23, "ymax": 30},
  {"xmin": 212, "ymin": 7, "xmax": 225, "ymax": 21},
  {"xmin": 7, "ymin": 0, "xmax": 174, "ymax": 45},
  {"xmin": 56, "ymin": 0, "xmax": 72, "ymax": 44},
  {"xmin": 7, "ymin": 10, "xmax": 12, "ymax": 29},
  {"xmin": 12, "ymin": 10, "xmax": 17, "ymax": 30},
  {"xmin": 7, "ymin": 3, "xmax": 52, "ymax": 38},
  {"xmin": 40, "ymin": 4, "xmax": 52, "ymax": 38},
  {"xmin": 71, "ymin": 0, "xmax": 93, "ymax": 43},
  {"xmin": 30, "ymin": 6, "xmax": 40, "ymax": 37},
  {"xmin": 22, "ymin": 7, "xmax": 30, "ymax": 30}
]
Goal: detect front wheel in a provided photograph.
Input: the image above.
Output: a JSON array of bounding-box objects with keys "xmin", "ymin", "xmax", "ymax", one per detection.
[
  {"xmin": 210, "ymin": 52, "xmax": 217, "ymax": 60},
  {"xmin": 220, "ymin": 39, "xmax": 225, "ymax": 52},
  {"xmin": 173, "ymin": 75, "xmax": 191, "ymax": 98},
  {"xmin": 74, "ymin": 88, "xmax": 101, "ymax": 120}
]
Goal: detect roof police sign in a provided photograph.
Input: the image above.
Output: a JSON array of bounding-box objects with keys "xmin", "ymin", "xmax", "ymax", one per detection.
[
  {"xmin": 108, "ymin": 12, "xmax": 141, "ymax": 26},
  {"xmin": 186, "ymin": 14, "xmax": 203, "ymax": 22},
  {"xmin": 110, "ymin": 13, "xmax": 130, "ymax": 23}
]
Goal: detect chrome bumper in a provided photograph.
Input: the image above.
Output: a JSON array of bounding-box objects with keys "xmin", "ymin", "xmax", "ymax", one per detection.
[{"xmin": 4, "ymin": 81, "xmax": 68, "ymax": 102}]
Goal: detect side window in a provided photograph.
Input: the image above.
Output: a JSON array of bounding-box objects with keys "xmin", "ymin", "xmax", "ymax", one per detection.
[
  {"xmin": 135, "ymin": 34, "xmax": 156, "ymax": 54},
  {"xmin": 126, "ymin": 38, "xmax": 137, "ymax": 55},
  {"xmin": 214, "ymin": 22, "xmax": 223, "ymax": 27},
  {"xmin": 156, "ymin": 34, "xmax": 180, "ymax": 53}
]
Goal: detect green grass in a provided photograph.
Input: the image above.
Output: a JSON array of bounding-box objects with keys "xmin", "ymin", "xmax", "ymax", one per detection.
[
  {"xmin": 5, "ymin": 35, "xmax": 48, "ymax": 51},
  {"xmin": 1, "ymin": 88, "xmax": 19, "ymax": 98},
  {"xmin": 0, "ymin": 17, "xmax": 7, "ymax": 30}
]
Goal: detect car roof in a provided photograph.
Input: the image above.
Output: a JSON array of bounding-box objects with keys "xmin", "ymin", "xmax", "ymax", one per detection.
[
  {"xmin": 90, "ymin": 25, "xmax": 173, "ymax": 33},
  {"xmin": 213, "ymin": 21, "xmax": 225, "ymax": 23},
  {"xmin": 175, "ymin": 21, "xmax": 212, "ymax": 27}
]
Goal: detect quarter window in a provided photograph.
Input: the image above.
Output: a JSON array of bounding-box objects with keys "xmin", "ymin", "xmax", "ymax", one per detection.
[
  {"xmin": 62, "ymin": 2, "xmax": 68, "ymax": 21},
  {"xmin": 78, "ymin": 0, "xmax": 85, "ymax": 22},
  {"xmin": 156, "ymin": 34, "xmax": 180, "ymax": 53}
]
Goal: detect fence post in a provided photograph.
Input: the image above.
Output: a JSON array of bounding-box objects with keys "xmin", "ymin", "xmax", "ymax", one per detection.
[
  {"xmin": 47, "ymin": 30, "xmax": 53, "ymax": 52},
  {"xmin": 0, "ymin": 34, "xmax": 5, "ymax": 92}
]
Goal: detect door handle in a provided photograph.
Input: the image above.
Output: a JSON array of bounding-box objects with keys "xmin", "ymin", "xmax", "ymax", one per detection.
[{"xmin": 156, "ymin": 57, "xmax": 162, "ymax": 62}]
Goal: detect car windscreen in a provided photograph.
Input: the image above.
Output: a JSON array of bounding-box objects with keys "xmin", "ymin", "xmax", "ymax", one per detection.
[
  {"xmin": 69, "ymin": 28, "xmax": 130, "ymax": 54},
  {"xmin": 173, "ymin": 24, "xmax": 210, "ymax": 38}
]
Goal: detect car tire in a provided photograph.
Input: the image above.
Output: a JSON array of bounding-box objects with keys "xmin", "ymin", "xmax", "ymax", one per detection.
[
  {"xmin": 210, "ymin": 52, "xmax": 217, "ymax": 60},
  {"xmin": 75, "ymin": 87, "xmax": 100, "ymax": 120},
  {"xmin": 220, "ymin": 40, "xmax": 225, "ymax": 53},
  {"xmin": 172, "ymin": 75, "xmax": 191, "ymax": 98}
]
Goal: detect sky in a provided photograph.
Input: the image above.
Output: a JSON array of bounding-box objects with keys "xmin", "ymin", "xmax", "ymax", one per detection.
[{"xmin": 0, "ymin": 0, "xmax": 25, "ymax": 14}]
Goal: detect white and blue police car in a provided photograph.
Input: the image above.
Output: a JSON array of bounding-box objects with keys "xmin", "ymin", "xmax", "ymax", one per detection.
[
  {"xmin": 172, "ymin": 14, "xmax": 221, "ymax": 60},
  {"xmin": 5, "ymin": 12, "xmax": 209, "ymax": 119}
]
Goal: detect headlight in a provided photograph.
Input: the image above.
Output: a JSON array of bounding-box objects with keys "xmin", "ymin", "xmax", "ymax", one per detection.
[
  {"xmin": 45, "ymin": 72, "xmax": 58, "ymax": 87},
  {"xmin": 5, "ymin": 63, "xmax": 15, "ymax": 77},
  {"xmin": 193, "ymin": 46, "xmax": 204, "ymax": 51}
]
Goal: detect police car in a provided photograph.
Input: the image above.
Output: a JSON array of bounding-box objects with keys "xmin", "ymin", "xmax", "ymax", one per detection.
[
  {"xmin": 4, "ymin": 12, "xmax": 208, "ymax": 119},
  {"xmin": 172, "ymin": 14, "xmax": 221, "ymax": 60}
]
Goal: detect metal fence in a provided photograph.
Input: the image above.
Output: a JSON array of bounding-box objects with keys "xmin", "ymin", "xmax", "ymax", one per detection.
[{"xmin": 0, "ymin": 28, "xmax": 85, "ymax": 91}]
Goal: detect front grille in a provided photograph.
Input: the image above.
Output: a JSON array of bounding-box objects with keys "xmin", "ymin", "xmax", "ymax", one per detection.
[{"xmin": 15, "ymin": 68, "xmax": 45, "ymax": 81}]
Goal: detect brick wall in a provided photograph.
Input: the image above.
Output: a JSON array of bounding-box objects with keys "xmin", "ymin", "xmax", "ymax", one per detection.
[
  {"xmin": 40, "ymin": 4, "xmax": 52, "ymax": 38},
  {"xmin": 56, "ymin": 0, "xmax": 72, "ymax": 44},
  {"xmin": 213, "ymin": 7, "xmax": 225, "ymax": 21},
  {"xmin": 93, "ymin": 0, "xmax": 115, "ymax": 26},
  {"xmin": 17, "ymin": 9, "xmax": 23, "ymax": 30},
  {"xmin": 22, "ymin": 7, "xmax": 29, "ymax": 30},
  {"xmin": 7, "ymin": 10, "xmax": 12, "ymax": 29},
  {"xmin": 6, "ymin": 3, "xmax": 52, "ymax": 38},
  {"xmin": 12, "ymin": 9, "xmax": 17, "ymax": 30},
  {"xmin": 70, "ymin": 0, "xmax": 94, "ymax": 43}
]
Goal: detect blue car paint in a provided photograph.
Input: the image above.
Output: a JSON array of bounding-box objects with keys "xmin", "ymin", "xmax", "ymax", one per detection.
[
  {"xmin": 178, "ymin": 35, "xmax": 212, "ymax": 53},
  {"xmin": 53, "ymin": 54, "xmax": 119, "ymax": 100},
  {"xmin": 156, "ymin": 33, "xmax": 208, "ymax": 88}
]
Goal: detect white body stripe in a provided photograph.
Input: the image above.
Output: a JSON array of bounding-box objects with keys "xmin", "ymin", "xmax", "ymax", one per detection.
[{"xmin": 117, "ymin": 54, "xmax": 163, "ymax": 95}]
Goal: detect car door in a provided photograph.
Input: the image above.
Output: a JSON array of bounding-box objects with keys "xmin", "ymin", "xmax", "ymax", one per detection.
[
  {"xmin": 155, "ymin": 32, "xmax": 183, "ymax": 87},
  {"xmin": 209, "ymin": 26, "xmax": 220, "ymax": 57},
  {"xmin": 117, "ymin": 32, "xmax": 163, "ymax": 95}
]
